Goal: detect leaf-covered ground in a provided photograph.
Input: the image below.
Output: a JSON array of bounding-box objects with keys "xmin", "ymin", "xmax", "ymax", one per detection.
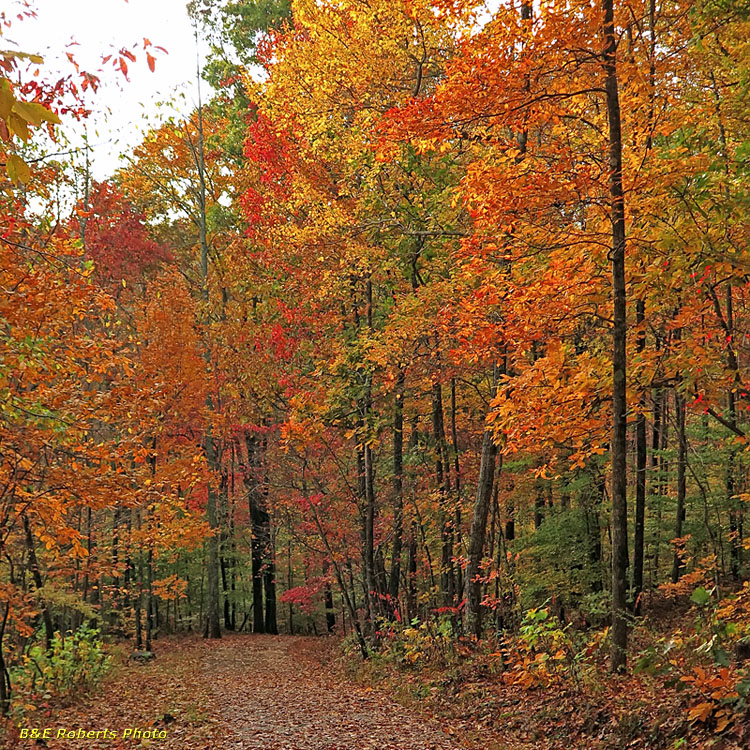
[{"xmin": 9, "ymin": 635, "xmax": 463, "ymax": 750}]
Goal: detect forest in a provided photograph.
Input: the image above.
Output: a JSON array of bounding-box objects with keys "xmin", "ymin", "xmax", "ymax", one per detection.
[{"xmin": 1, "ymin": 0, "xmax": 749, "ymax": 747}]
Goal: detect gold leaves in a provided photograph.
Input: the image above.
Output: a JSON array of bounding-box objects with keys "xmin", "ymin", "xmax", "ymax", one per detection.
[
  {"xmin": 12, "ymin": 98, "xmax": 61, "ymax": 126},
  {"xmin": 1, "ymin": 73, "xmax": 61, "ymax": 182},
  {"xmin": 0, "ymin": 78, "xmax": 12, "ymax": 120},
  {"xmin": 6, "ymin": 153, "xmax": 30, "ymax": 184},
  {"xmin": 7, "ymin": 110, "xmax": 29, "ymax": 141}
]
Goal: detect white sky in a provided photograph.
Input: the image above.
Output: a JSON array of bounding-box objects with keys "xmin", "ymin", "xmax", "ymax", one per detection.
[{"xmin": 4, "ymin": 0, "xmax": 211, "ymax": 179}]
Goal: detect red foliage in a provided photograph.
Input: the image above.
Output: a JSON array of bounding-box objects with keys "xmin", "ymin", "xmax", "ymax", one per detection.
[{"xmin": 84, "ymin": 181, "xmax": 171, "ymax": 288}]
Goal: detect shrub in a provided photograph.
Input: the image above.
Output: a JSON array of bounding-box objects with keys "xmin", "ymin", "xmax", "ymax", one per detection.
[{"xmin": 11, "ymin": 625, "xmax": 111, "ymax": 714}]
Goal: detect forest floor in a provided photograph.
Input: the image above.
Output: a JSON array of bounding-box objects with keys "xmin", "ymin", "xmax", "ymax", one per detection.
[
  {"xmin": 8, "ymin": 634, "xmax": 469, "ymax": 750},
  {"xmin": 7, "ymin": 628, "xmax": 741, "ymax": 750}
]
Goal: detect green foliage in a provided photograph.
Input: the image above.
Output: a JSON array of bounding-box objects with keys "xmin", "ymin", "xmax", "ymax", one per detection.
[
  {"xmin": 11, "ymin": 626, "xmax": 112, "ymax": 715},
  {"xmin": 518, "ymin": 605, "xmax": 566, "ymax": 651},
  {"xmin": 190, "ymin": 0, "xmax": 291, "ymax": 67},
  {"xmin": 189, "ymin": 0, "xmax": 294, "ymax": 162},
  {"xmin": 33, "ymin": 584, "xmax": 97, "ymax": 621},
  {"xmin": 691, "ymin": 586, "xmax": 712, "ymax": 607},
  {"xmin": 513, "ymin": 506, "xmax": 603, "ymax": 613},
  {"xmin": 503, "ymin": 605, "xmax": 594, "ymax": 689},
  {"xmin": 360, "ymin": 615, "xmax": 464, "ymax": 668}
]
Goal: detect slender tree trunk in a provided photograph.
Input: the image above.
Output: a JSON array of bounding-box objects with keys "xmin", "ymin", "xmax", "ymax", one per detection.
[
  {"xmin": 195, "ymin": 46, "xmax": 221, "ymax": 640},
  {"xmin": 22, "ymin": 515, "xmax": 54, "ymax": 649},
  {"xmin": 250, "ymin": 537, "xmax": 264, "ymax": 634},
  {"xmin": 450, "ymin": 378, "xmax": 463, "ymax": 600},
  {"xmin": 135, "ymin": 512, "xmax": 144, "ymax": 650},
  {"xmin": 633, "ymin": 299, "xmax": 647, "ymax": 611},
  {"xmin": 324, "ymin": 581, "xmax": 336, "ymax": 633},
  {"xmin": 364, "ymin": 440, "xmax": 377, "ymax": 617},
  {"xmin": 264, "ymin": 560, "xmax": 277, "ymax": 635},
  {"xmin": 671, "ymin": 391, "xmax": 687, "ymax": 583},
  {"xmin": 504, "ymin": 496, "xmax": 515, "ymax": 542},
  {"xmin": 647, "ymin": 386, "xmax": 661, "ymax": 588},
  {"xmin": 246, "ymin": 437, "xmax": 265, "ymax": 634},
  {"xmin": 389, "ymin": 368, "xmax": 405, "ymax": 604},
  {"xmin": 432, "ymin": 375, "xmax": 454, "ymax": 607},
  {"xmin": 145, "ymin": 548, "xmax": 153, "ymax": 651},
  {"xmin": 463, "ymin": 425, "xmax": 499, "ymax": 636},
  {"xmin": 725, "ymin": 284, "xmax": 741, "ymax": 580},
  {"xmin": 655, "ymin": 390, "xmax": 669, "ymax": 581},
  {"xmin": 124, "ymin": 508, "xmax": 133, "ymax": 610},
  {"xmin": 534, "ymin": 482, "xmax": 545, "ymax": 530},
  {"xmin": 363, "ymin": 279, "xmax": 378, "ymax": 619},
  {"xmin": 287, "ymin": 536, "xmax": 294, "ymax": 635},
  {"xmin": 636, "ymin": 0, "xmax": 657, "ymax": 602},
  {"xmin": 220, "ymin": 469, "xmax": 233, "ymax": 631},
  {"xmin": 111, "ymin": 504, "xmax": 120, "ymax": 628},
  {"xmin": 204, "ymin": 476, "xmax": 222, "ymax": 638},
  {"xmin": 81, "ymin": 507, "xmax": 93, "ymax": 625},
  {"xmin": 221, "ymin": 549, "xmax": 231, "ymax": 630},
  {"xmin": 602, "ymin": 0, "xmax": 629, "ymax": 673},
  {"xmin": 0, "ymin": 605, "xmax": 11, "ymax": 715},
  {"xmin": 407, "ymin": 525, "xmax": 418, "ymax": 621},
  {"xmin": 263, "ymin": 459, "xmax": 278, "ymax": 636}
]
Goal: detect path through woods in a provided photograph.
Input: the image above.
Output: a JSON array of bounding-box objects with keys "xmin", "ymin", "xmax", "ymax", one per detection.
[{"xmin": 15, "ymin": 636, "xmax": 462, "ymax": 750}]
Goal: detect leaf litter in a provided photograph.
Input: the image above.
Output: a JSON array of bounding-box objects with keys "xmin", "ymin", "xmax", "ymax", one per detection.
[{"xmin": 11, "ymin": 635, "xmax": 464, "ymax": 750}]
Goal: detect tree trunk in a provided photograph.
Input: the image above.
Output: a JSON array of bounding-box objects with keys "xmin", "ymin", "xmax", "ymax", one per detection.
[
  {"xmin": 0, "ymin": 605, "xmax": 11, "ymax": 715},
  {"xmin": 264, "ymin": 558, "xmax": 277, "ymax": 635},
  {"xmin": 633, "ymin": 298, "xmax": 647, "ymax": 610},
  {"xmin": 204, "ymin": 473, "xmax": 222, "ymax": 639},
  {"xmin": 111, "ymin": 504, "xmax": 120, "ymax": 628},
  {"xmin": 654, "ymin": 389, "xmax": 669, "ymax": 582},
  {"xmin": 22, "ymin": 514, "xmax": 54, "ymax": 649},
  {"xmin": 263, "ymin": 445, "xmax": 278, "ymax": 636},
  {"xmin": 389, "ymin": 368, "xmax": 405, "ymax": 604},
  {"xmin": 135, "ymin": 511, "xmax": 144, "ymax": 649},
  {"xmin": 602, "ymin": 0, "xmax": 629, "ymax": 673},
  {"xmin": 145, "ymin": 548, "xmax": 153, "ymax": 651},
  {"xmin": 463, "ymin": 425, "xmax": 499, "ymax": 636},
  {"xmin": 407, "ymin": 524, "xmax": 418, "ymax": 621},
  {"xmin": 364, "ymin": 440, "xmax": 377, "ymax": 617},
  {"xmin": 534, "ymin": 482, "xmax": 545, "ymax": 530},
  {"xmin": 196, "ymin": 53, "xmax": 221, "ymax": 640},
  {"xmin": 432, "ymin": 376, "xmax": 454, "ymax": 608},
  {"xmin": 450, "ymin": 378, "xmax": 463, "ymax": 601},
  {"xmin": 287, "ymin": 537, "xmax": 294, "ymax": 635},
  {"xmin": 246, "ymin": 436, "xmax": 266, "ymax": 634},
  {"xmin": 325, "ymin": 581, "xmax": 336, "ymax": 633},
  {"xmin": 724, "ymin": 284, "xmax": 741, "ymax": 580},
  {"xmin": 671, "ymin": 390, "xmax": 687, "ymax": 583}
]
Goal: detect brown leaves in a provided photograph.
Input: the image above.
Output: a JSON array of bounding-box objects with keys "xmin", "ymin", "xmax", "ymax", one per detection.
[
  {"xmin": 15, "ymin": 636, "xmax": 459, "ymax": 750},
  {"xmin": 203, "ymin": 636, "xmax": 458, "ymax": 749}
]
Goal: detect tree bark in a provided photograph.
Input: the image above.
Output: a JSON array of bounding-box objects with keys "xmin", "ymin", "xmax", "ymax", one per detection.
[
  {"xmin": 389, "ymin": 368, "xmax": 405, "ymax": 604},
  {"xmin": 724, "ymin": 284, "xmax": 741, "ymax": 579},
  {"xmin": 324, "ymin": 581, "xmax": 336, "ymax": 633},
  {"xmin": 633, "ymin": 299, "xmax": 647, "ymax": 610},
  {"xmin": 246, "ymin": 435, "xmax": 267, "ymax": 634},
  {"xmin": 22, "ymin": 514, "xmax": 54, "ymax": 649},
  {"xmin": 463, "ymin": 426, "xmax": 498, "ymax": 636},
  {"xmin": 195, "ymin": 50, "xmax": 221, "ymax": 640},
  {"xmin": 534, "ymin": 482, "xmax": 545, "ymax": 530},
  {"xmin": 432, "ymin": 375, "xmax": 454, "ymax": 608},
  {"xmin": 671, "ymin": 390, "xmax": 687, "ymax": 583},
  {"xmin": 602, "ymin": 0, "xmax": 629, "ymax": 673}
]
